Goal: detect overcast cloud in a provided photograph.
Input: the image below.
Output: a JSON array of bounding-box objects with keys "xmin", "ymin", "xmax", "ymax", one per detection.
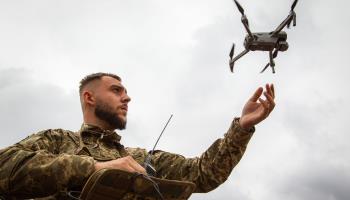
[{"xmin": 1, "ymin": 0, "xmax": 349, "ymax": 199}]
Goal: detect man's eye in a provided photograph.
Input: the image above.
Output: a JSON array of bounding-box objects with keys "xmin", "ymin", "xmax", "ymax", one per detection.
[{"xmin": 113, "ymin": 88, "xmax": 124, "ymax": 94}]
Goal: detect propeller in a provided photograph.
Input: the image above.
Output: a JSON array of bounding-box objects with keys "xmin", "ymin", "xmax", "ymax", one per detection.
[
  {"xmin": 233, "ymin": 0, "xmax": 254, "ymax": 38},
  {"xmin": 291, "ymin": 0, "xmax": 298, "ymax": 11},
  {"xmin": 229, "ymin": 43, "xmax": 235, "ymax": 59},
  {"xmin": 234, "ymin": 0, "xmax": 245, "ymax": 17},
  {"xmin": 261, "ymin": 63, "xmax": 270, "ymax": 73},
  {"xmin": 229, "ymin": 43, "xmax": 235, "ymax": 72},
  {"xmin": 287, "ymin": 0, "xmax": 298, "ymax": 28},
  {"xmin": 272, "ymin": 0, "xmax": 298, "ymax": 35}
]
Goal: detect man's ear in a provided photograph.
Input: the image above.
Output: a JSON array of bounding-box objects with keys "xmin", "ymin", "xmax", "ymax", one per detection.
[{"xmin": 83, "ymin": 91, "xmax": 95, "ymax": 106}]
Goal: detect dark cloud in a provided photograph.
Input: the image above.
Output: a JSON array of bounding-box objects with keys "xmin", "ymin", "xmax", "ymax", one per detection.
[
  {"xmin": 192, "ymin": 183, "xmax": 251, "ymax": 200},
  {"xmin": 269, "ymin": 97, "xmax": 350, "ymax": 200},
  {"xmin": 276, "ymin": 162, "xmax": 350, "ymax": 200},
  {"xmin": 0, "ymin": 68, "xmax": 82, "ymax": 147}
]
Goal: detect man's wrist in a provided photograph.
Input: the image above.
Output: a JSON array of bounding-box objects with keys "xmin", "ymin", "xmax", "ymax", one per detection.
[
  {"xmin": 235, "ymin": 117, "xmax": 255, "ymax": 133},
  {"xmin": 94, "ymin": 161, "xmax": 106, "ymax": 171}
]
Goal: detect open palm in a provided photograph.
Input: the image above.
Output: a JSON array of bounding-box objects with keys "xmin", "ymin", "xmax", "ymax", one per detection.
[{"xmin": 239, "ymin": 84, "xmax": 275, "ymax": 130}]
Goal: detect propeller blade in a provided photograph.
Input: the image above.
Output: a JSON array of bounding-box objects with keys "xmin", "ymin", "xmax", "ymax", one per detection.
[
  {"xmin": 233, "ymin": 0, "xmax": 245, "ymax": 15},
  {"xmin": 230, "ymin": 62, "xmax": 235, "ymax": 73},
  {"xmin": 268, "ymin": 50, "xmax": 276, "ymax": 73},
  {"xmin": 260, "ymin": 63, "xmax": 270, "ymax": 73},
  {"xmin": 293, "ymin": 13, "xmax": 297, "ymax": 26},
  {"xmin": 272, "ymin": 49, "xmax": 278, "ymax": 58},
  {"xmin": 229, "ymin": 43, "xmax": 235, "ymax": 59},
  {"xmin": 291, "ymin": 0, "xmax": 298, "ymax": 11}
]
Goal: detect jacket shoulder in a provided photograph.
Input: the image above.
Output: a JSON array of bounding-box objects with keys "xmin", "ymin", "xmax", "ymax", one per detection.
[{"xmin": 16, "ymin": 128, "xmax": 79, "ymax": 152}]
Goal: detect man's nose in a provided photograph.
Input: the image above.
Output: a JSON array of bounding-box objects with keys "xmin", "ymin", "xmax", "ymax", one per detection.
[{"xmin": 122, "ymin": 93, "xmax": 131, "ymax": 103}]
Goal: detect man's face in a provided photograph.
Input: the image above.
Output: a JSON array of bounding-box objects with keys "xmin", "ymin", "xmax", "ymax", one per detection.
[{"xmin": 93, "ymin": 76, "xmax": 131, "ymax": 130}]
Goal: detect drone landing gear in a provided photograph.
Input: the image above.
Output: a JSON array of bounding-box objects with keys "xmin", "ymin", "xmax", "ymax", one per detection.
[{"xmin": 261, "ymin": 49, "xmax": 278, "ymax": 73}]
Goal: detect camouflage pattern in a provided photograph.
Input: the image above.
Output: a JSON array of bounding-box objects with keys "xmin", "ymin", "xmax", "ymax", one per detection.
[
  {"xmin": 80, "ymin": 168, "xmax": 196, "ymax": 200},
  {"xmin": 0, "ymin": 118, "xmax": 254, "ymax": 199}
]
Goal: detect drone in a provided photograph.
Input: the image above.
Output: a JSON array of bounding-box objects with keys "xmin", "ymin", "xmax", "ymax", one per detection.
[{"xmin": 229, "ymin": 0, "xmax": 298, "ymax": 73}]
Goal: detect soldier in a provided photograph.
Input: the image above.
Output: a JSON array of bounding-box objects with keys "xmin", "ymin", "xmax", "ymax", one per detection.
[{"xmin": 0, "ymin": 72, "xmax": 275, "ymax": 199}]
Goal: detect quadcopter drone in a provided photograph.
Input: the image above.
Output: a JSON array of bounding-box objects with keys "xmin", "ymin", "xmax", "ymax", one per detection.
[{"xmin": 229, "ymin": 0, "xmax": 298, "ymax": 73}]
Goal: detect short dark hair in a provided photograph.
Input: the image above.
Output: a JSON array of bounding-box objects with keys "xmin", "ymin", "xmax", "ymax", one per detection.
[{"xmin": 79, "ymin": 72, "xmax": 121, "ymax": 95}]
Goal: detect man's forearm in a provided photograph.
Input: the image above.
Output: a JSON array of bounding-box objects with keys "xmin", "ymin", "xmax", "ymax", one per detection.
[
  {"xmin": 152, "ymin": 118, "xmax": 254, "ymax": 193},
  {"xmin": 0, "ymin": 146, "xmax": 95, "ymax": 198}
]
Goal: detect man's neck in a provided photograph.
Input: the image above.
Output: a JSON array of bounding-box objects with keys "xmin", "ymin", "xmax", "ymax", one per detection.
[{"xmin": 83, "ymin": 118, "xmax": 115, "ymax": 131}]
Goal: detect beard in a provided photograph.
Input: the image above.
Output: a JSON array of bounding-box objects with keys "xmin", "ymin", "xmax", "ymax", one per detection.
[{"xmin": 94, "ymin": 100, "xmax": 126, "ymax": 130}]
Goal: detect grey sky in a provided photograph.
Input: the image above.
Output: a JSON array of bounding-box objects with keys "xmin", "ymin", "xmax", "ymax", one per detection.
[{"xmin": 1, "ymin": 0, "xmax": 349, "ymax": 199}]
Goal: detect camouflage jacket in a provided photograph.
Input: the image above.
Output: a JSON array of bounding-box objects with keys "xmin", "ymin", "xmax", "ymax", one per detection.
[{"xmin": 0, "ymin": 118, "xmax": 254, "ymax": 199}]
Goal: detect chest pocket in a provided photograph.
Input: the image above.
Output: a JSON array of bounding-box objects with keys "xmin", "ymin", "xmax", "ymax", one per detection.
[{"xmin": 75, "ymin": 141, "xmax": 122, "ymax": 161}]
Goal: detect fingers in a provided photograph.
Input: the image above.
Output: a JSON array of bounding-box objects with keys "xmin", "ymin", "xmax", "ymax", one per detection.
[
  {"xmin": 122, "ymin": 156, "xmax": 147, "ymax": 174},
  {"xmin": 267, "ymin": 83, "xmax": 275, "ymax": 111},
  {"xmin": 127, "ymin": 156, "xmax": 147, "ymax": 174},
  {"xmin": 249, "ymin": 87, "xmax": 263, "ymax": 102},
  {"xmin": 271, "ymin": 84, "xmax": 275, "ymax": 98},
  {"xmin": 262, "ymin": 83, "xmax": 276, "ymax": 115},
  {"xmin": 265, "ymin": 83, "xmax": 275, "ymax": 99},
  {"xmin": 258, "ymin": 98, "xmax": 270, "ymax": 116},
  {"xmin": 249, "ymin": 84, "xmax": 275, "ymax": 103},
  {"xmin": 264, "ymin": 91, "xmax": 275, "ymax": 112},
  {"xmin": 96, "ymin": 156, "xmax": 147, "ymax": 175}
]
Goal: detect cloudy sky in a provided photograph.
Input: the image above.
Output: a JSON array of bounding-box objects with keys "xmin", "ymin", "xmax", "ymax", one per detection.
[{"xmin": 1, "ymin": 0, "xmax": 349, "ymax": 199}]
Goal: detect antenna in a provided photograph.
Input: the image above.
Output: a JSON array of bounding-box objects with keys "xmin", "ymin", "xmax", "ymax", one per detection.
[{"xmin": 144, "ymin": 114, "xmax": 173, "ymax": 176}]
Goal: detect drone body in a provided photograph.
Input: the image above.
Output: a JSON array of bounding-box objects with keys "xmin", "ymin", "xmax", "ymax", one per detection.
[
  {"xmin": 229, "ymin": 0, "xmax": 298, "ymax": 73},
  {"xmin": 244, "ymin": 31, "xmax": 288, "ymax": 52}
]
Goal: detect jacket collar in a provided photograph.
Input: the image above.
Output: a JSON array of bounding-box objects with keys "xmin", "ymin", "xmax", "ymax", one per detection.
[{"xmin": 79, "ymin": 123, "xmax": 122, "ymax": 143}]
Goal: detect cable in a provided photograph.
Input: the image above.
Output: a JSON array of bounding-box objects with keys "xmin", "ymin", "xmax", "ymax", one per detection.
[
  {"xmin": 132, "ymin": 173, "xmax": 164, "ymax": 200},
  {"xmin": 67, "ymin": 190, "xmax": 81, "ymax": 200}
]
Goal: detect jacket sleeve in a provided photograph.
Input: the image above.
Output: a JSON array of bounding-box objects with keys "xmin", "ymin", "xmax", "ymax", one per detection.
[
  {"xmin": 0, "ymin": 129, "xmax": 95, "ymax": 199},
  {"xmin": 151, "ymin": 118, "xmax": 254, "ymax": 193}
]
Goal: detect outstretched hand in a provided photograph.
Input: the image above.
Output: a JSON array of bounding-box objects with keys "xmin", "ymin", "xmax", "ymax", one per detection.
[{"xmin": 239, "ymin": 84, "xmax": 275, "ymax": 130}]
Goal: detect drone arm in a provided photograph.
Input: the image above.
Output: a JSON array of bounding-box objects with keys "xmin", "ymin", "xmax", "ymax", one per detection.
[
  {"xmin": 241, "ymin": 15, "xmax": 254, "ymax": 38},
  {"xmin": 271, "ymin": 12, "xmax": 295, "ymax": 36},
  {"xmin": 229, "ymin": 49, "xmax": 250, "ymax": 72},
  {"xmin": 271, "ymin": 0, "xmax": 298, "ymax": 36}
]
